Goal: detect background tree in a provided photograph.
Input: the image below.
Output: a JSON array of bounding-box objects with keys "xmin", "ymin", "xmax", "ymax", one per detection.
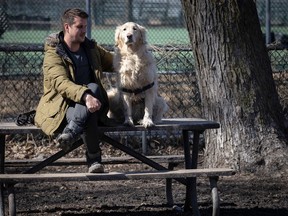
[{"xmin": 181, "ymin": 0, "xmax": 287, "ymax": 173}]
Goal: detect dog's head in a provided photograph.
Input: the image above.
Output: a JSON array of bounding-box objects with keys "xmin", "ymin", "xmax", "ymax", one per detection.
[{"xmin": 115, "ymin": 22, "xmax": 147, "ymax": 51}]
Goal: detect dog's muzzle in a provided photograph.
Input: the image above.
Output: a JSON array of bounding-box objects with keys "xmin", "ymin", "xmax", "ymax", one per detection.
[{"xmin": 126, "ymin": 34, "xmax": 134, "ymax": 43}]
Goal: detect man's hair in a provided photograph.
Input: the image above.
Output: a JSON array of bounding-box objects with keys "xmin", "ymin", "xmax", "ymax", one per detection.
[{"xmin": 61, "ymin": 8, "xmax": 88, "ymax": 31}]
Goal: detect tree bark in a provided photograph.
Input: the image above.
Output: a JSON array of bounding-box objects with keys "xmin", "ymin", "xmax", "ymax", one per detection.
[{"xmin": 181, "ymin": 0, "xmax": 287, "ymax": 173}]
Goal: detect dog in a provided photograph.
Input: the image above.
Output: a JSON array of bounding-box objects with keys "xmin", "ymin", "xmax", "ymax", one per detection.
[{"xmin": 107, "ymin": 22, "xmax": 168, "ymax": 128}]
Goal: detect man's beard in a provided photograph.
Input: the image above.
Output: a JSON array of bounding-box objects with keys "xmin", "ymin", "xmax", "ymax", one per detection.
[
  {"xmin": 79, "ymin": 35, "xmax": 86, "ymax": 42},
  {"xmin": 75, "ymin": 34, "xmax": 85, "ymax": 43}
]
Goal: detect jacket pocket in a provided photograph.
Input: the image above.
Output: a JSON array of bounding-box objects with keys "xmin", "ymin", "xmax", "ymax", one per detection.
[{"xmin": 41, "ymin": 95, "xmax": 64, "ymax": 117}]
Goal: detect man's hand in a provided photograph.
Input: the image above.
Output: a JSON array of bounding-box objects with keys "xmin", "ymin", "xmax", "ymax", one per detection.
[{"xmin": 83, "ymin": 93, "xmax": 101, "ymax": 113}]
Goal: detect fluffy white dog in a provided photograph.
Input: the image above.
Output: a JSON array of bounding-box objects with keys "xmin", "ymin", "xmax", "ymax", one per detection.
[{"xmin": 107, "ymin": 22, "xmax": 168, "ymax": 127}]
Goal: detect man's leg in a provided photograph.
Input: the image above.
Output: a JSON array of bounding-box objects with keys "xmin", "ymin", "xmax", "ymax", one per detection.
[
  {"xmin": 82, "ymin": 83, "xmax": 105, "ymax": 173},
  {"xmin": 57, "ymin": 83, "xmax": 105, "ymax": 173},
  {"xmin": 81, "ymin": 112, "xmax": 104, "ymax": 173},
  {"xmin": 57, "ymin": 101, "xmax": 88, "ymax": 151}
]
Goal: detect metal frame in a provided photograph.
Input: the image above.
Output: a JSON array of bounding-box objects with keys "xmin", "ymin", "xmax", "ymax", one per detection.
[{"xmin": 0, "ymin": 118, "xmax": 220, "ymax": 216}]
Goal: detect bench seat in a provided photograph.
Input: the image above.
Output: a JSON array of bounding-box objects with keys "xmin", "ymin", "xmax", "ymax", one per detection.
[
  {"xmin": 5, "ymin": 155, "xmax": 185, "ymax": 167},
  {"xmin": 0, "ymin": 168, "xmax": 235, "ymax": 183}
]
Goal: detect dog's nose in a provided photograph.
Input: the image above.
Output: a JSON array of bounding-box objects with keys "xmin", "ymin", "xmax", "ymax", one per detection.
[{"xmin": 127, "ymin": 34, "xmax": 133, "ymax": 40}]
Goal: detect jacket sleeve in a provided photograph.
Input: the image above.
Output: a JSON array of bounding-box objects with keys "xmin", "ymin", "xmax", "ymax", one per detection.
[
  {"xmin": 43, "ymin": 47, "xmax": 88, "ymax": 103},
  {"xmin": 96, "ymin": 45, "xmax": 114, "ymax": 72}
]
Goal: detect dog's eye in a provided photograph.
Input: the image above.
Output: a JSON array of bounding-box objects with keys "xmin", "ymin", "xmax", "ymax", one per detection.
[
  {"xmin": 133, "ymin": 27, "xmax": 137, "ymax": 31},
  {"xmin": 123, "ymin": 28, "xmax": 126, "ymax": 31}
]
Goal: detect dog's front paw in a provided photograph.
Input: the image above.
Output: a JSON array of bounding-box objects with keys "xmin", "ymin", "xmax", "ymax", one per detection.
[
  {"xmin": 141, "ymin": 118, "xmax": 154, "ymax": 128},
  {"xmin": 124, "ymin": 118, "xmax": 134, "ymax": 127}
]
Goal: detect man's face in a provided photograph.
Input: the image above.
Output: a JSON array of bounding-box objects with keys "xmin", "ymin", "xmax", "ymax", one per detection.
[{"xmin": 65, "ymin": 16, "xmax": 87, "ymax": 43}]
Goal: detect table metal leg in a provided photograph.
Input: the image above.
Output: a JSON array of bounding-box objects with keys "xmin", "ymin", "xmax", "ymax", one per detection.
[
  {"xmin": 183, "ymin": 130, "xmax": 192, "ymax": 211},
  {"xmin": 101, "ymin": 134, "xmax": 187, "ymax": 186},
  {"xmin": 191, "ymin": 131, "xmax": 201, "ymax": 215},
  {"xmin": 0, "ymin": 134, "xmax": 5, "ymax": 216},
  {"xmin": 183, "ymin": 130, "xmax": 201, "ymax": 216},
  {"xmin": 101, "ymin": 134, "xmax": 187, "ymax": 206},
  {"xmin": 0, "ymin": 135, "xmax": 84, "ymax": 215},
  {"xmin": 0, "ymin": 184, "xmax": 3, "ymax": 216},
  {"xmin": 210, "ymin": 176, "xmax": 220, "ymax": 216},
  {"xmin": 23, "ymin": 139, "xmax": 83, "ymax": 174},
  {"xmin": 191, "ymin": 131, "xmax": 200, "ymax": 169},
  {"xmin": 165, "ymin": 162, "xmax": 176, "ymax": 206},
  {"xmin": 7, "ymin": 185, "xmax": 16, "ymax": 216}
]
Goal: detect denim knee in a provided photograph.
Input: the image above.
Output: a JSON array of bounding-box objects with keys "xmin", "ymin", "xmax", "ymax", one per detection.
[{"xmin": 87, "ymin": 83, "xmax": 99, "ymax": 94}]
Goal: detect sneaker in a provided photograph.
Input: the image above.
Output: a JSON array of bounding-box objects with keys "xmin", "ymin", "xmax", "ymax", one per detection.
[
  {"xmin": 88, "ymin": 162, "xmax": 104, "ymax": 173},
  {"xmin": 56, "ymin": 128, "xmax": 81, "ymax": 151}
]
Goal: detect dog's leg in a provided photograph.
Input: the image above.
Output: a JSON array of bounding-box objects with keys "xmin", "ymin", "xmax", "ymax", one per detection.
[
  {"xmin": 153, "ymin": 96, "xmax": 168, "ymax": 123},
  {"xmin": 107, "ymin": 88, "xmax": 122, "ymax": 121},
  {"xmin": 141, "ymin": 91, "xmax": 155, "ymax": 128},
  {"xmin": 123, "ymin": 94, "xmax": 134, "ymax": 126}
]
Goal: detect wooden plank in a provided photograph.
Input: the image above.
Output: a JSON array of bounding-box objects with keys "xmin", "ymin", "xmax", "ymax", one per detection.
[
  {"xmin": 0, "ymin": 172, "xmax": 128, "ymax": 183},
  {"xmin": 5, "ymin": 155, "xmax": 185, "ymax": 167},
  {"xmin": 126, "ymin": 168, "xmax": 236, "ymax": 179},
  {"xmin": 0, "ymin": 168, "xmax": 235, "ymax": 183},
  {"xmin": 0, "ymin": 118, "xmax": 220, "ymax": 134},
  {"xmin": 0, "ymin": 123, "xmax": 40, "ymax": 134}
]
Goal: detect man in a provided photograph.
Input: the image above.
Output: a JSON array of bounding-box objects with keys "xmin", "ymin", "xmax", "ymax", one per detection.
[{"xmin": 34, "ymin": 8, "xmax": 115, "ymax": 173}]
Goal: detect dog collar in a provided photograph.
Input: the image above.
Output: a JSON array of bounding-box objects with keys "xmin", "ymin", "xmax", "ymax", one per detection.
[{"xmin": 121, "ymin": 82, "xmax": 154, "ymax": 95}]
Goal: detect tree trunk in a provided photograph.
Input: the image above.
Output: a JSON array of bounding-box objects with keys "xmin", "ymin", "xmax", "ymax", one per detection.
[{"xmin": 181, "ymin": 0, "xmax": 288, "ymax": 173}]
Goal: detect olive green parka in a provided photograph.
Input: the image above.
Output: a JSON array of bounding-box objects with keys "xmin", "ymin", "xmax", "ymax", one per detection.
[{"xmin": 34, "ymin": 32, "xmax": 114, "ymax": 136}]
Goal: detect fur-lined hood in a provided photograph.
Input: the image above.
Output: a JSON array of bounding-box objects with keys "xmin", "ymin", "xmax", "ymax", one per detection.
[{"xmin": 44, "ymin": 31, "xmax": 98, "ymax": 62}]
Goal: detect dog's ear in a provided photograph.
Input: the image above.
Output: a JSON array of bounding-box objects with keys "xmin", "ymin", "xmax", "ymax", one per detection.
[
  {"xmin": 114, "ymin": 25, "xmax": 122, "ymax": 48},
  {"xmin": 137, "ymin": 24, "xmax": 147, "ymax": 45}
]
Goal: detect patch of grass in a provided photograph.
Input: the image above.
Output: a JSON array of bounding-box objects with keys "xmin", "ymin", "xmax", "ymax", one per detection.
[{"xmin": 0, "ymin": 27, "xmax": 190, "ymax": 45}]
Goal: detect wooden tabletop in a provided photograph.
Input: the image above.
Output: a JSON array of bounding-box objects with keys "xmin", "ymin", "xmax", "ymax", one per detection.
[{"xmin": 0, "ymin": 118, "xmax": 220, "ymax": 134}]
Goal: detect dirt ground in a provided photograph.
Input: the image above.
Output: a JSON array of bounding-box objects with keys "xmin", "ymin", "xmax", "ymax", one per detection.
[{"xmin": 3, "ymin": 142, "xmax": 288, "ymax": 216}]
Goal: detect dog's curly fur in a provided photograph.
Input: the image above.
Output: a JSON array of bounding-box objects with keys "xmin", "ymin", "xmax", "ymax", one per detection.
[{"xmin": 107, "ymin": 22, "xmax": 168, "ymax": 127}]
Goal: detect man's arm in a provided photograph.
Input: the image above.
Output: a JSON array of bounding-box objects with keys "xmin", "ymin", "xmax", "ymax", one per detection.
[{"xmin": 43, "ymin": 48, "xmax": 89, "ymax": 103}]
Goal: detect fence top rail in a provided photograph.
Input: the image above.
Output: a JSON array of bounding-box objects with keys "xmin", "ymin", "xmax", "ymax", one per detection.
[
  {"xmin": 1, "ymin": 43, "xmax": 287, "ymax": 52},
  {"xmin": 0, "ymin": 44, "xmax": 44, "ymax": 52},
  {"xmin": 0, "ymin": 44, "xmax": 194, "ymax": 52}
]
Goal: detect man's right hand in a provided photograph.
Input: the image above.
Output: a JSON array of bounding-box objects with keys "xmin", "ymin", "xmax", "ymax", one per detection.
[{"xmin": 83, "ymin": 93, "xmax": 101, "ymax": 113}]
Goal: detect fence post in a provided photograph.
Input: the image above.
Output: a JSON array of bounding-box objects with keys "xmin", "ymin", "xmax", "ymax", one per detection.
[
  {"xmin": 126, "ymin": 0, "xmax": 133, "ymax": 22},
  {"xmin": 265, "ymin": 0, "xmax": 271, "ymax": 44},
  {"xmin": 142, "ymin": 131, "xmax": 147, "ymax": 155},
  {"xmin": 86, "ymin": 0, "xmax": 91, "ymax": 39}
]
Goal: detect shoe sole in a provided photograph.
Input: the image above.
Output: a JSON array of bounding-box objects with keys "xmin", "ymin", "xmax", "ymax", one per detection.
[{"xmin": 88, "ymin": 165, "xmax": 104, "ymax": 173}]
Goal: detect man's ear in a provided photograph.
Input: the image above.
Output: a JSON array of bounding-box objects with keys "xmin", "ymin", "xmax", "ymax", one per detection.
[{"xmin": 64, "ymin": 23, "xmax": 69, "ymax": 33}]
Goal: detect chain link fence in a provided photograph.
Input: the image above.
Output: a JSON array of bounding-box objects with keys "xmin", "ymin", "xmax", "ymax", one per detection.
[
  {"xmin": 0, "ymin": 45, "xmax": 287, "ymax": 155},
  {"xmin": 0, "ymin": 0, "xmax": 186, "ymax": 45},
  {"xmin": 0, "ymin": 44, "xmax": 200, "ymax": 153},
  {"xmin": 1, "ymin": 0, "xmax": 288, "ymax": 46},
  {"xmin": 257, "ymin": 0, "xmax": 288, "ymax": 44},
  {"xmin": 0, "ymin": 44, "xmax": 200, "ymax": 122},
  {"xmin": 0, "ymin": 0, "xmax": 288, "ymax": 152},
  {"xmin": 0, "ymin": 45, "xmax": 287, "ymax": 121}
]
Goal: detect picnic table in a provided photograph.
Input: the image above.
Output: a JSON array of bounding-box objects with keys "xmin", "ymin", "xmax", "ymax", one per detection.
[{"xmin": 0, "ymin": 118, "xmax": 235, "ymax": 216}]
